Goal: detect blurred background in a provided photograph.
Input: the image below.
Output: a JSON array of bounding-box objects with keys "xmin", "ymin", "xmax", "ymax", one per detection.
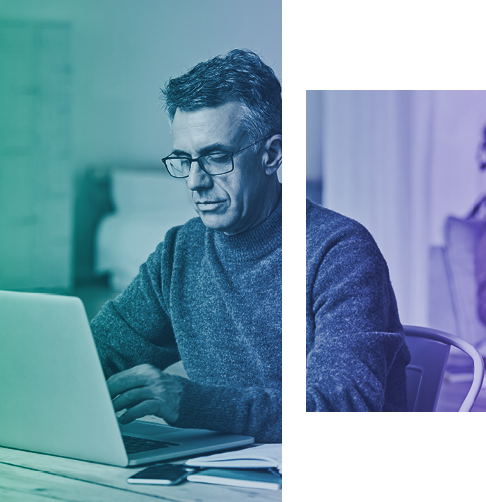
[
  {"xmin": 306, "ymin": 90, "xmax": 486, "ymax": 361},
  {"xmin": 0, "ymin": 0, "xmax": 282, "ymax": 320}
]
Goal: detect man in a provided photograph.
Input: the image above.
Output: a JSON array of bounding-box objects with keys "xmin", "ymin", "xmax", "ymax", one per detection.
[
  {"xmin": 91, "ymin": 49, "xmax": 282, "ymax": 443},
  {"xmin": 306, "ymin": 198, "xmax": 411, "ymax": 411}
]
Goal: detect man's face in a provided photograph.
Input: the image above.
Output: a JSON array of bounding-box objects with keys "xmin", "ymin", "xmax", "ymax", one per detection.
[{"xmin": 170, "ymin": 101, "xmax": 270, "ymax": 235}]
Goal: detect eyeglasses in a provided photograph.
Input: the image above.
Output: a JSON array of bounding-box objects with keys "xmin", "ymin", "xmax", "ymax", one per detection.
[{"xmin": 161, "ymin": 137, "xmax": 267, "ymax": 178}]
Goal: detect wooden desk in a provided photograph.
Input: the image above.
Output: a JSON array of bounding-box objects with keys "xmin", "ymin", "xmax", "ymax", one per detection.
[{"xmin": 0, "ymin": 446, "xmax": 282, "ymax": 501}]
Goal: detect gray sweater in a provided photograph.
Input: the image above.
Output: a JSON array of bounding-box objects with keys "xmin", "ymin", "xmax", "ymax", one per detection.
[
  {"xmin": 306, "ymin": 198, "xmax": 410, "ymax": 411},
  {"xmin": 91, "ymin": 201, "xmax": 282, "ymax": 443}
]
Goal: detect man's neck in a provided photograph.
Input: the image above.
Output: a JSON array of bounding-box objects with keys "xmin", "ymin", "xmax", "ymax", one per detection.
[{"xmin": 223, "ymin": 181, "xmax": 282, "ymax": 236}]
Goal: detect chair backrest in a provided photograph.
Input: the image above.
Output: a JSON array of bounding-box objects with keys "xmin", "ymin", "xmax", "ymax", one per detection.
[{"xmin": 404, "ymin": 325, "xmax": 485, "ymax": 412}]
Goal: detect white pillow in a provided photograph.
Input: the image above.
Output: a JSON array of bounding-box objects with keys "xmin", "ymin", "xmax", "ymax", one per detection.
[
  {"xmin": 111, "ymin": 169, "xmax": 194, "ymax": 215},
  {"xmin": 96, "ymin": 169, "xmax": 196, "ymax": 291}
]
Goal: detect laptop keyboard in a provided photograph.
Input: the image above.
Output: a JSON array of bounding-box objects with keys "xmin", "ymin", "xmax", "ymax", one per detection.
[{"xmin": 122, "ymin": 435, "xmax": 180, "ymax": 454}]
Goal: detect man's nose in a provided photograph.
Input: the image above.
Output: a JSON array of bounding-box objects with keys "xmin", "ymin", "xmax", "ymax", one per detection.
[{"xmin": 185, "ymin": 160, "xmax": 213, "ymax": 191}]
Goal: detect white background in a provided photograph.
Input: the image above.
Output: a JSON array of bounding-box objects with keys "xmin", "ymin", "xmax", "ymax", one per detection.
[{"xmin": 284, "ymin": 1, "xmax": 486, "ymax": 501}]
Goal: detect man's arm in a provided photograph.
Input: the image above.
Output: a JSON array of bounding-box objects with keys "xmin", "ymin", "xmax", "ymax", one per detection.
[
  {"xmin": 106, "ymin": 363, "xmax": 281, "ymax": 443},
  {"xmin": 90, "ymin": 282, "xmax": 181, "ymax": 379},
  {"xmin": 306, "ymin": 208, "xmax": 410, "ymax": 412},
  {"xmin": 171, "ymin": 376, "xmax": 281, "ymax": 443},
  {"xmin": 91, "ymin": 232, "xmax": 281, "ymax": 442},
  {"xmin": 91, "ymin": 227, "xmax": 184, "ymax": 379}
]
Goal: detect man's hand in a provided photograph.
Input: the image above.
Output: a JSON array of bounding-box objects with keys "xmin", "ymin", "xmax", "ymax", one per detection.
[{"xmin": 107, "ymin": 364, "xmax": 182, "ymax": 425}]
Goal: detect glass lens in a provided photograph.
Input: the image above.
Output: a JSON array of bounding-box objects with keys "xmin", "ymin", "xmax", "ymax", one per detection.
[
  {"xmin": 166, "ymin": 158, "xmax": 190, "ymax": 177},
  {"xmin": 201, "ymin": 153, "xmax": 233, "ymax": 175}
]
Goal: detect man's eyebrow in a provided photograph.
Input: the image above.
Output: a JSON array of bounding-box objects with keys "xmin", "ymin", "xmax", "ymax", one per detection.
[
  {"xmin": 170, "ymin": 143, "xmax": 232, "ymax": 158},
  {"xmin": 198, "ymin": 143, "xmax": 232, "ymax": 156},
  {"xmin": 170, "ymin": 149, "xmax": 191, "ymax": 157}
]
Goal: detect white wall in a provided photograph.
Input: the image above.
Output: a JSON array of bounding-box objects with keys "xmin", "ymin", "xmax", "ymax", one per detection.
[
  {"xmin": 306, "ymin": 90, "xmax": 323, "ymax": 203},
  {"xmin": 306, "ymin": 91, "xmax": 323, "ymax": 182},
  {"xmin": 0, "ymin": 0, "xmax": 282, "ymax": 168}
]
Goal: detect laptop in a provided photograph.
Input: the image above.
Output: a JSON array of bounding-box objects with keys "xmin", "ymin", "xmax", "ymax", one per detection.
[{"xmin": 0, "ymin": 290, "xmax": 254, "ymax": 467}]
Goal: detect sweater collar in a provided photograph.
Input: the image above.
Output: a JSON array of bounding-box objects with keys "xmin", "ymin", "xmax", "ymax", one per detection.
[{"xmin": 210, "ymin": 196, "xmax": 282, "ymax": 261}]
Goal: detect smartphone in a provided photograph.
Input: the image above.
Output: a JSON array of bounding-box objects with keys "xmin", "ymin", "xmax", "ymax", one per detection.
[{"xmin": 127, "ymin": 463, "xmax": 198, "ymax": 485}]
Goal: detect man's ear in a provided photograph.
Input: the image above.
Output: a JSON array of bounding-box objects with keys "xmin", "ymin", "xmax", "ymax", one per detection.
[{"xmin": 261, "ymin": 134, "xmax": 282, "ymax": 176}]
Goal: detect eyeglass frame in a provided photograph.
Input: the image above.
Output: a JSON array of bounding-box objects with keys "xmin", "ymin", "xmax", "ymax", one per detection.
[{"xmin": 161, "ymin": 136, "xmax": 269, "ymax": 179}]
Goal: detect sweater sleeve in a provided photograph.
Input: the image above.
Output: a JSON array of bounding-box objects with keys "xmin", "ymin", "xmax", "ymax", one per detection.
[
  {"xmin": 91, "ymin": 239, "xmax": 181, "ymax": 379},
  {"xmin": 172, "ymin": 379, "xmax": 281, "ymax": 443},
  {"xmin": 306, "ymin": 216, "xmax": 410, "ymax": 412}
]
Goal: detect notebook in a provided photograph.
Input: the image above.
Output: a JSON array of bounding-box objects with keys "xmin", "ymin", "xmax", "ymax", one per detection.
[
  {"xmin": 187, "ymin": 469, "xmax": 282, "ymax": 490},
  {"xmin": 185, "ymin": 444, "xmax": 282, "ymax": 472},
  {"xmin": 0, "ymin": 290, "xmax": 254, "ymax": 466}
]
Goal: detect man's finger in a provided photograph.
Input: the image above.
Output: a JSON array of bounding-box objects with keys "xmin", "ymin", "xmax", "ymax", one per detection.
[
  {"xmin": 117, "ymin": 400, "xmax": 160, "ymax": 425},
  {"xmin": 111, "ymin": 386, "xmax": 153, "ymax": 412},
  {"xmin": 107, "ymin": 364, "xmax": 158, "ymax": 398}
]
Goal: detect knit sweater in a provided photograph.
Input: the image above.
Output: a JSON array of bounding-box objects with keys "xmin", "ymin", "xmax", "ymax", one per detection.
[
  {"xmin": 91, "ymin": 200, "xmax": 282, "ymax": 443},
  {"xmin": 306, "ymin": 198, "xmax": 410, "ymax": 411}
]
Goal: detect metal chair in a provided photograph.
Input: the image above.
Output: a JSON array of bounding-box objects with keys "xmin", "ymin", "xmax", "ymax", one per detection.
[{"xmin": 404, "ymin": 325, "xmax": 485, "ymax": 412}]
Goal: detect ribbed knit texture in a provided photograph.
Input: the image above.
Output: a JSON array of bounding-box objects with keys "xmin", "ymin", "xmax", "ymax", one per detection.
[
  {"xmin": 306, "ymin": 198, "xmax": 410, "ymax": 411},
  {"xmin": 91, "ymin": 200, "xmax": 282, "ymax": 442}
]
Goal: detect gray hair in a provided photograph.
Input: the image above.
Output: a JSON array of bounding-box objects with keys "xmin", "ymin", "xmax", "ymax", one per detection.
[{"xmin": 161, "ymin": 49, "xmax": 281, "ymax": 152}]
